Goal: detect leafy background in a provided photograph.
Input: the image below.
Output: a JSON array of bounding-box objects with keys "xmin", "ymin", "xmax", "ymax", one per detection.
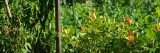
[{"xmin": 0, "ymin": 0, "xmax": 160, "ymax": 53}]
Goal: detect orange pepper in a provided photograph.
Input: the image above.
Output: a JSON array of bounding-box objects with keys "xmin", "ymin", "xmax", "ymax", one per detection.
[
  {"xmin": 80, "ymin": 25, "xmax": 85, "ymax": 32},
  {"xmin": 128, "ymin": 30, "xmax": 134, "ymax": 44},
  {"xmin": 125, "ymin": 16, "xmax": 132, "ymax": 25}
]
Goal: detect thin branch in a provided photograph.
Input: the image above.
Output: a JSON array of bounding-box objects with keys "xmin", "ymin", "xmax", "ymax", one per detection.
[{"xmin": 4, "ymin": 0, "xmax": 12, "ymax": 19}]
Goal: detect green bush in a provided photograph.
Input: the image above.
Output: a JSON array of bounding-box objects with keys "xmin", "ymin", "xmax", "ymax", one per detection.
[{"xmin": 1, "ymin": 0, "xmax": 160, "ymax": 53}]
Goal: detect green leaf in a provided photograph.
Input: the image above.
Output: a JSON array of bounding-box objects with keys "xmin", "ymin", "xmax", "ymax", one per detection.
[
  {"xmin": 24, "ymin": 42, "xmax": 31, "ymax": 52},
  {"xmin": 156, "ymin": 7, "xmax": 160, "ymax": 16},
  {"xmin": 156, "ymin": 31, "xmax": 160, "ymax": 41},
  {"xmin": 146, "ymin": 29, "xmax": 156, "ymax": 39},
  {"xmin": 145, "ymin": 15, "xmax": 152, "ymax": 23},
  {"xmin": 22, "ymin": 49, "xmax": 27, "ymax": 53}
]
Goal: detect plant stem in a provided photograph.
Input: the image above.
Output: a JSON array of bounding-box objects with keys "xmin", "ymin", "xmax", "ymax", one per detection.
[{"xmin": 4, "ymin": 0, "xmax": 12, "ymax": 20}]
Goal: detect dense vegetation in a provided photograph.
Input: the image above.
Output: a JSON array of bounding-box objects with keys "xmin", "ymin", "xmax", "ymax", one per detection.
[{"xmin": 0, "ymin": 0, "xmax": 160, "ymax": 53}]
